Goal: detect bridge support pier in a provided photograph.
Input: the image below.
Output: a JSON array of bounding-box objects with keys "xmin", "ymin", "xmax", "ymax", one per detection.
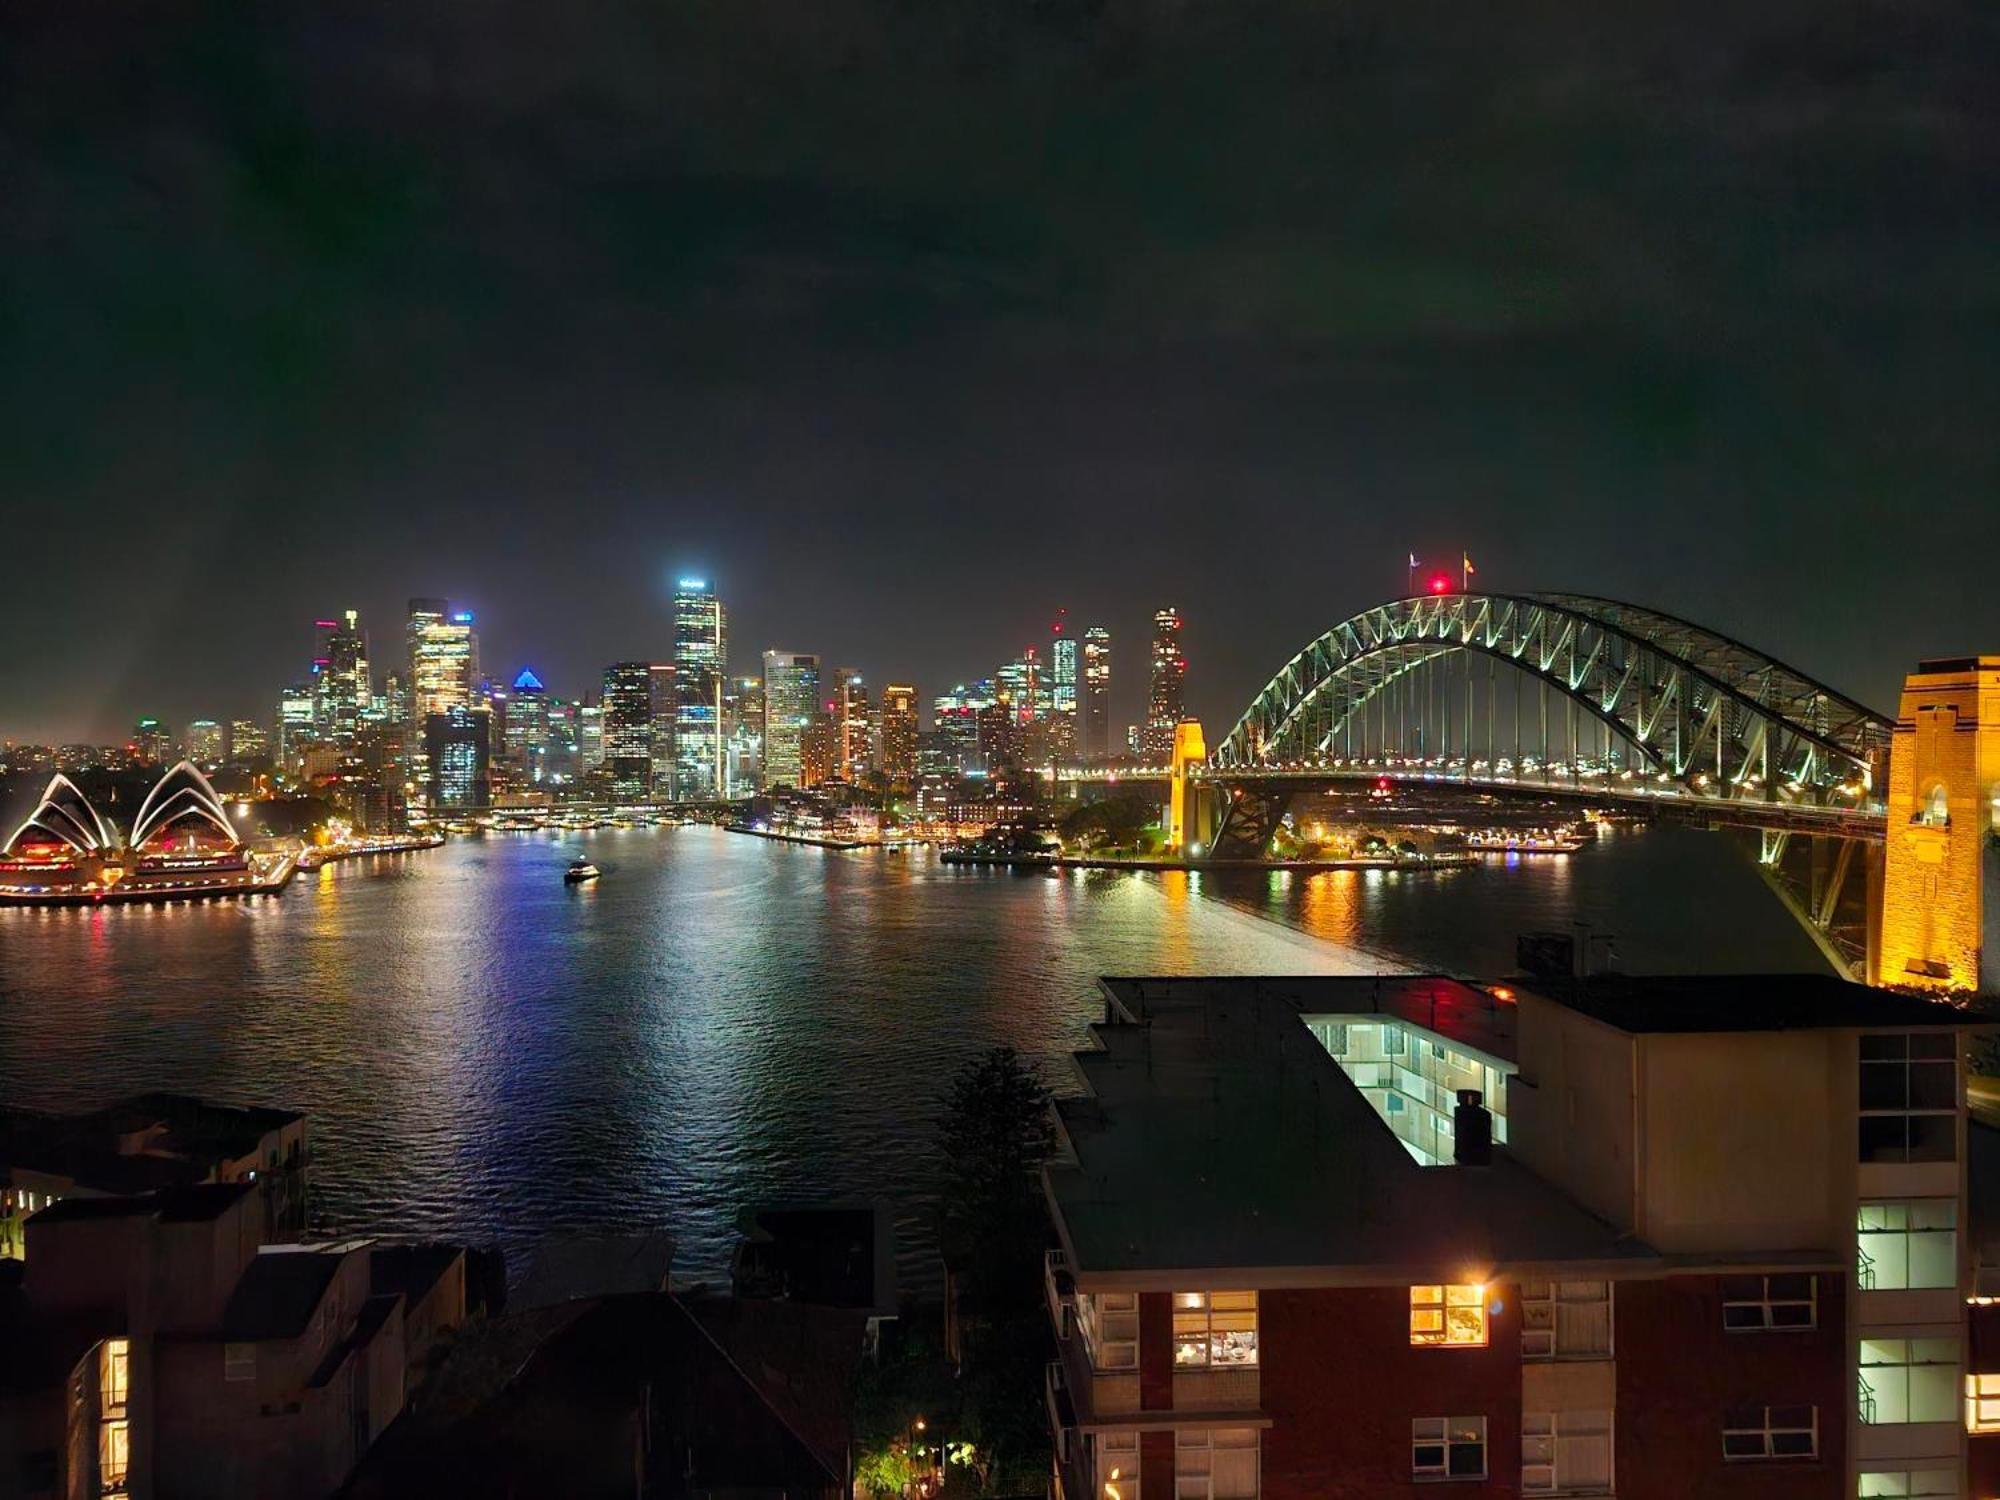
[{"xmin": 1752, "ymin": 829, "xmax": 1882, "ymax": 984}]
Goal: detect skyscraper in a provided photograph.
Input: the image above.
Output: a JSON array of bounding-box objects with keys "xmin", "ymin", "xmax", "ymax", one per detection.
[
  {"xmin": 672, "ymin": 578, "xmax": 728, "ymax": 800},
  {"xmin": 423, "ymin": 705, "xmax": 491, "ymax": 810},
  {"xmin": 880, "ymin": 683, "xmax": 918, "ymax": 792},
  {"xmin": 602, "ymin": 662, "xmax": 655, "ymax": 802},
  {"xmin": 227, "ymin": 719, "xmax": 269, "ymax": 766},
  {"xmin": 1145, "ymin": 607, "xmax": 1186, "ymax": 759},
  {"xmin": 320, "ymin": 609, "xmax": 370, "ymax": 745},
  {"xmin": 276, "ymin": 684, "xmax": 315, "ymax": 773},
  {"xmin": 504, "ymin": 668, "xmax": 549, "ymax": 780},
  {"xmin": 649, "ymin": 662, "xmax": 677, "ymax": 799},
  {"xmin": 761, "ymin": 651, "xmax": 819, "ymax": 789},
  {"xmin": 407, "ymin": 600, "xmax": 477, "ymax": 724},
  {"xmin": 185, "ymin": 720, "xmax": 225, "ymax": 768},
  {"xmin": 1049, "ymin": 615, "xmax": 1078, "ymax": 762},
  {"xmin": 1082, "ymin": 626, "xmax": 1111, "ymax": 761},
  {"xmin": 832, "ymin": 668, "xmax": 872, "ymax": 782}
]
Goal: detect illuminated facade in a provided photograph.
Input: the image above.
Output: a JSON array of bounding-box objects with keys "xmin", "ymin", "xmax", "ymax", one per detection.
[
  {"xmin": 1876, "ymin": 656, "xmax": 2000, "ymax": 994},
  {"xmin": 185, "ymin": 719, "xmax": 225, "ymax": 769},
  {"xmin": 1044, "ymin": 974, "xmax": 1978, "ymax": 1500},
  {"xmin": 933, "ymin": 682, "xmax": 990, "ymax": 773},
  {"xmin": 1050, "ymin": 617, "xmax": 1078, "ymax": 762},
  {"xmin": 673, "ymin": 578, "xmax": 728, "ymax": 799},
  {"xmin": 1082, "ymin": 625, "xmax": 1111, "ymax": 762},
  {"xmin": 226, "ymin": 719, "xmax": 268, "ymax": 765},
  {"xmin": 1166, "ymin": 719, "xmax": 1207, "ymax": 850},
  {"xmin": 407, "ymin": 599, "xmax": 477, "ymax": 723},
  {"xmin": 504, "ymin": 667, "xmax": 549, "ymax": 780},
  {"xmin": 423, "ymin": 706, "xmax": 491, "ymax": 810},
  {"xmin": 132, "ymin": 717, "xmax": 172, "ymax": 766},
  {"xmin": 833, "ymin": 667, "xmax": 873, "ymax": 782},
  {"xmin": 761, "ymin": 651, "xmax": 819, "ymax": 788},
  {"xmin": 880, "ymin": 683, "xmax": 919, "ymax": 792},
  {"xmin": 1145, "ymin": 607, "xmax": 1186, "ymax": 759},
  {"xmin": 602, "ymin": 662, "xmax": 655, "ymax": 801},
  {"xmin": 315, "ymin": 609, "xmax": 370, "ymax": 745},
  {"xmin": 649, "ymin": 662, "xmax": 677, "ymax": 798}
]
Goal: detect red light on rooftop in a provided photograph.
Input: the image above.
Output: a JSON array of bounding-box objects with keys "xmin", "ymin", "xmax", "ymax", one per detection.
[{"xmin": 1428, "ymin": 574, "xmax": 1451, "ymax": 594}]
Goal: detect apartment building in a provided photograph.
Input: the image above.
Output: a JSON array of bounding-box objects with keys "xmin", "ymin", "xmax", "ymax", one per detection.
[{"xmin": 1042, "ymin": 974, "xmax": 1982, "ymax": 1500}]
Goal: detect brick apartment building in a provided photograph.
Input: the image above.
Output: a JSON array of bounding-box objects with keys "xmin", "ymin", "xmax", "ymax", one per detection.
[{"xmin": 1041, "ymin": 974, "xmax": 1984, "ymax": 1500}]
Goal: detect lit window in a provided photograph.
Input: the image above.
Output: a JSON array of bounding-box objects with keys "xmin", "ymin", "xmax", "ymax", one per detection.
[
  {"xmin": 1858, "ymin": 1202, "xmax": 1958, "ymax": 1291},
  {"xmin": 1722, "ymin": 1404, "xmax": 1817, "ymax": 1460},
  {"xmin": 1172, "ymin": 1291, "xmax": 1258, "ymax": 1367},
  {"xmin": 1859, "ymin": 1468, "xmax": 1959, "ymax": 1497},
  {"xmin": 1174, "ymin": 1428, "xmax": 1259, "ymax": 1500},
  {"xmin": 1410, "ymin": 1285, "xmax": 1488, "ymax": 1347},
  {"xmin": 1412, "ymin": 1416, "xmax": 1486, "ymax": 1480},
  {"xmin": 1080, "ymin": 1292, "xmax": 1139, "ymax": 1372},
  {"xmin": 99, "ymin": 1416, "xmax": 130, "ymax": 1493},
  {"xmin": 1859, "ymin": 1338, "xmax": 1960, "ymax": 1425},
  {"xmin": 1522, "ymin": 1410, "xmax": 1611, "ymax": 1494},
  {"xmin": 1721, "ymin": 1274, "xmax": 1816, "ymax": 1331},
  {"xmin": 1520, "ymin": 1281, "xmax": 1611, "ymax": 1360},
  {"xmin": 1859, "ymin": 1034, "xmax": 1958, "ymax": 1164},
  {"xmin": 223, "ymin": 1343, "xmax": 257, "ymax": 1382},
  {"xmin": 1093, "ymin": 1431, "xmax": 1138, "ymax": 1500},
  {"xmin": 1967, "ymin": 1372, "xmax": 2000, "ymax": 1433},
  {"xmin": 99, "ymin": 1338, "xmax": 129, "ymax": 1414}
]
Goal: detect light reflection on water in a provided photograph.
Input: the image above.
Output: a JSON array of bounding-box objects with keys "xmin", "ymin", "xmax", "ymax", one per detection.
[{"xmin": 0, "ymin": 824, "xmax": 1821, "ymax": 1281}]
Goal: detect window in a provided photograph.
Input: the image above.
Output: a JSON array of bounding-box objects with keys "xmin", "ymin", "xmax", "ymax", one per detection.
[
  {"xmin": 1721, "ymin": 1274, "xmax": 1817, "ymax": 1331},
  {"xmin": 1412, "ymin": 1416, "xmax": 1486, "ymax": 1480},
  {"xmin": 1859, "ymin": 1469, "xmax": 1959, "ymax": 1497},
  {"xmin": 223, "ymin": 1342, "xmax": 257, "ymax": 1382},
  {"xmin": 1522, "ymin": 1410, "xmax": 1612, "ymax": 1495},
  {"xmin": 1968, "ymin": 1372, "xmax": 2000, "ymax": 1433},
  {"xmin": 1721, "ymin": 1404, "xmax": 1817, "ymax": 1460},
  {"xmin": 1080, "ymin": 1292, "xmax": 1139, "ymax": 1371},
  {"xmin": 1521, "ymin": 1281, "xmax": 1611, "ymax": 1359},
  {"xmin": 1859, "ymin": 1034, "xmax": 1957, "ymax": 1164},
  {"xmin": 1410, "ymin": 1285, "xmax": 1488, "ymax": 1347},
  {"xmin": 1859, "ymin": 1337, "xmax": 1960, "ymax": 1424},
  {"xmin": 1174, "ymin": 1428, "xmax": 1259, "ymax": 1500},
  {"xmin": 1173, "ymin": 1292, "xmax": 1258, "ymax": 1367},
  {"xmin": 1093, "ymin": 1431, "xmax": 1139, "ymax": 1500},
  {"xmin": 1858, "ymin": 1202, "xmax": 1958, "ymax": 1290},
  {"xmin": 99, "ymin": 1338, "xmax": 129, "ymax": 1414},
  {"xmin": 99, "ymin": 1417, "xmax": 130, "ymax": 1493},
  {"xmin": 1918, "ymin": 785, "xmax": 1950, "ymax": 827}
]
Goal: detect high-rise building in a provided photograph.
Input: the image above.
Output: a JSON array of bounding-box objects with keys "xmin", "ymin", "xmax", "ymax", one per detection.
[
  {"xmin": 725, "ymin": 677, "xmax": 763, "ymax": 795},
  {"xmin": 880, "ymin": 684, "xmax": 919, "ymax": 792},
  {"xmin": 276, "ymin": 684, "xmax": 316, "ymax": 773},
  {"xmin": 1145, "ymin": 606, "xmax": 1187, "ymax": 759},
  {"xmin": 131, "ymin": 718, "xmax": 172, "ymax": 766},
  {"xmin": 800, "ymin": 709, "xmax": 838, "ymax": 789},
  {"xmin": 761, "ymin": 652, "xmax": 820, "ymax": 789},
  {"xmin": 933, "ymin": 682, "xmax": 991, "ymax": 774},
  {"xmin": 832, "ymin": 668, "xmax": 872, "ymax": 783},
  {"xmin": 672, "ymin": 578, "xmax": 728, "ymax": 800},
  {"xmin": 602, "ymin": 663, "xmax": 655, "ymax": 802},
  {"xmin": 577, "ymin": 702, "xmax": 605, "ymax": 772},
  {"xmin": 1082, "ymin": 626, "xmax": 1111, "ymax": 761},
  {"xmin": 423, "ymin": 706, "xmax": 491, "ymax": 810},
  {"xmin": 504, "ymin": 668, "xmax": 549, "ymax": 780},
  {"xmin": 316, "ymin": 610, "xmax": 370, "ymax": 745},
  {"xmin": 185, "ymin": 720, "xmax": 225, "ymax": 769},
  {"xmin": 1050, "ymin": 615, "xmax": 1079, "ymax": 762},
  {"xmin": 407, "ymin": 600, "xmax": 477, "ymax": 724},
  {"xmin": 227, "ymin": 720, "xmax": 269, "ymax": 766}
]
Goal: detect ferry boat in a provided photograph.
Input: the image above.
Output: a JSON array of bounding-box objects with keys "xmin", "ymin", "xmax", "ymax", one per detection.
[
  {"xmin": 1463, "ymin": 827, "xmax": 1588, "ymax": 854},
  {"xmin": 563, "ymin": 855, "xmax": 601, "ymax": 884}
]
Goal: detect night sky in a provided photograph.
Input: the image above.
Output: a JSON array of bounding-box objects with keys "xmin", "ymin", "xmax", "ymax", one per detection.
[{"xmin": 4, "ymin": 0, "xmax": 1997, "ymax": 743}]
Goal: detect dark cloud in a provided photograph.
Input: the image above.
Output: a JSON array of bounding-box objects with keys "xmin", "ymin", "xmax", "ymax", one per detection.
[{"xmin": 3, "ymin": 0, "xmax": 1997, "ymax": 739}]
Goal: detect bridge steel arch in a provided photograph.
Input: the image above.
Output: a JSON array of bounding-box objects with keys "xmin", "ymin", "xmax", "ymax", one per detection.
[
  {"xmin": 1211, "ymin": 592, "xmax": 1896, "ymax": 978},
  {"xmin": 1218, "ymin": 592, "xmax": 1890, "ymax": 807}
]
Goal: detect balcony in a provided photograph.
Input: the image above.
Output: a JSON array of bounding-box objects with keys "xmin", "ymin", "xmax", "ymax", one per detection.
[
  {"xmin": 1054, "ymin": 1315, "xmax": 1140, "ymax": 1418},
  {"xmin": 1045, "ymin": 1249, "xmax": 1076, "ymax": 1342}
]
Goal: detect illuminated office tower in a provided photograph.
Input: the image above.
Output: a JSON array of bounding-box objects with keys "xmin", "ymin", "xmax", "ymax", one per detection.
[
  {"xmin": 276, "ymin": 684, "xmax": 316, "ymax": 772},
  {"xmin": 1049, "ymin": 615, "xmax": 1078, "ymax": 762},
  {"xmin": 726, "ymin": 677, "xmax": 763, "ymax": 793},
  {"xmin": 1145, "ymin": 607, "xmax": 1186, "ymax": 760},
  {"xmin": 227, "ymin": 720, "xmax": 269, "ymax": 766},
  {"xmin": 648, "ymin": 663, "xmax": 677, "ymax": 799},
  {"xmin": 1081, "ymin": 626, "xmax": 1111, "ymax": 761},
  {"xmin": 184, "ymin": 720, "xmax": 225, "ymax": 769},
  {"xmin": 601, "ymin": 663, "xmax": 655, "ymax": 802},
  {"xmin": 761, "ymin": 651, "xmax": 820, "ymax": 789},
  {"xmin": 800, "ymin": 708, "xmax": 839, "ymax": 789},
  {"xmin": 129, "ymin": 718, "xmax": 172, "ymax": 766},
  {"xmin": 578, "ymin": 702, "xmax": 605, "ymax": 772},
  {"xmin": 997, "ymin": 648, "xmax": 1051, "ymax": 765},
  {"xmin": 832, "ymin": 668, "xmax": 873, "ymax": 782},
  {"xmin": 423, "ymin": 706, "xmax": 491, "ymax": 810},
  {"xmin": 933, "ymin": 682, "xmax": 990, "ymax": 774},
  {"xmin": 504, "ymin": 668, "xmax": 549, "ymax": 780},
  {"xmin": 407, "ymin": 600, "xmax": 478, "ymax": 723},
  {"xmin": 672, "ymin": 578, "xmax": 728, "ymax": 799},
  {"xmin": 316, "ymin": 609, "xmax": 370, "ymax": 745},
  {"xmin": 880, "ymin": 684, "xmax": 919, "ymax": 792}
]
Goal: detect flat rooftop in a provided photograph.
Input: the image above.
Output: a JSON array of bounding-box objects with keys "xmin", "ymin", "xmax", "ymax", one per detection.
[
  {"xmin": 1049, "ymin": 978, "xmax": 1650, "ymax": 1282},
  {"xmin": 1528, "ymin": 972, "xmax": 1981, "ymax": 1034},
  {"xmin": 1103, "ymin": 974, "xmax": 1521, "ymax": 1062}
]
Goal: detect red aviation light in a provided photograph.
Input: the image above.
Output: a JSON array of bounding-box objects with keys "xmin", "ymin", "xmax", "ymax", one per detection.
[{"xmin": 1429, "ymin": 574, "xmax": 1452, "ymax": 594}]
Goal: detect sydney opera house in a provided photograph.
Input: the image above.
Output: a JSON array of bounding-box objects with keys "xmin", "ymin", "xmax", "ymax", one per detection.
[{"xmin": 0, "ymin": 760, "xmax": 295, "ymax": 905}]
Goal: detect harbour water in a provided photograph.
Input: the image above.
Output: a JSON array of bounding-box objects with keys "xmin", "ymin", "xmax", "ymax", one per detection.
[{"xmin": 0, "ymin": 823, "xmax": 1821, "ymax": 1281}]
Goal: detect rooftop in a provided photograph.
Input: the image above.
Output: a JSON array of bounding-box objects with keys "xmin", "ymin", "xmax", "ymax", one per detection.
[
  {"xmin": 1048, "ymin": 978, "xmax": 1649, "ymax": 1283},
  {"xmin": 222, "ymin": 1246, "xmax": 354, "ymax": 1341},
  {"xmin": 1103, "ymin": 974, "xmax": 1520, "ymax": 1062},
  {"xmin": 28, "ymin": 1180, "xmax": 254, "ymax": 1228},
  {"xmin": 1526, "ymin": 972, "xmax": 1983, "ymax": 1034}
]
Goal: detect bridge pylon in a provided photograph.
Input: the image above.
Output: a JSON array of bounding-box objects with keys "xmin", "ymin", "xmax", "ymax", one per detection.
[
  {"xmin": 1167, "ymin": 720, "xmax": 1213, "ymax": 852},
  {"xmin": 1875, "ymin": 656, "xmax": 2000, "ymax": 994}
]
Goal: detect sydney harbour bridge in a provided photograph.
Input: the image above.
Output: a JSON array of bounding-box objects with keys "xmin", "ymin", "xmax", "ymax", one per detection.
[{"xmin": 1063, "ymin": 591, "xmax": 1976, "ymax": 991}]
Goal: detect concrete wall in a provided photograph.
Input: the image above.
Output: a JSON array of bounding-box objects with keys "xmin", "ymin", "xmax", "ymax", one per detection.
[{"xmin": 1508, "ymin": 993, "xmax": 1638, "ymax": 1233}]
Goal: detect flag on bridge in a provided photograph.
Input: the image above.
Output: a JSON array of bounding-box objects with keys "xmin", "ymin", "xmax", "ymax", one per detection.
[{"xmin": 1461, "ymin": 552, "xmax": 1476, "ymax": 590}]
